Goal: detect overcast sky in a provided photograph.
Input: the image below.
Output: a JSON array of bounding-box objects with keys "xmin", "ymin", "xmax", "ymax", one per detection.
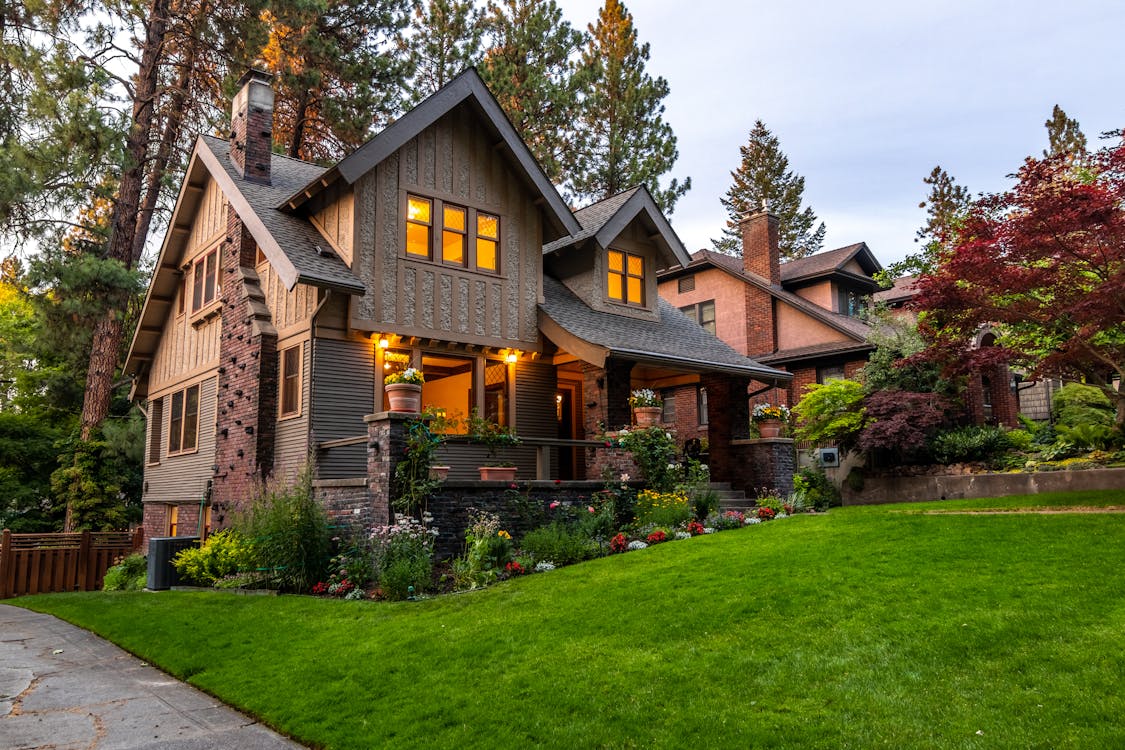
[{"xmin": 556, "ymin": 0, "xmax": 1125, "ymax": 267}]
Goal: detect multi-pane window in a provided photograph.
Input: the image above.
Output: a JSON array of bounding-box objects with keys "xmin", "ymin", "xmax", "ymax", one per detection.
[
  {"xmin": 148, "ymin": 398, "xmax": 163, "ymax": 464},
  {"xmin": 679, "ymin": 300, "xmax": 716, "ymax": 335},
  {"xmin": 406, "ymin": 194, "xmax": 499, "ymax": 272},
  {"xmin": 838, "ymin": 288, "xmax": 868, "ymax": 318},
  {"xmin": 607, "ymin": 249, "xmax": 644, "ymax": 305},
  {"xmin": 406, "ymin": 195, "xmax": 433, "ymax": 258},
  {"xmin": 661, "ymin": 389, "xmax": 676, "ymax": 423},
  {"xmin": 818, "ymin": 365, "xmax": 846, "ymax": 384},
  {"xmin": 168, "ymin": 384, "xmax": 200, "ymax": 455},
  {"xmin": 280, "ymin": 344, "xmax": 302, "ymax": 417},
  {"xmin": 192, "ymin": 249, "xmax": 219, "ymax": 312}
]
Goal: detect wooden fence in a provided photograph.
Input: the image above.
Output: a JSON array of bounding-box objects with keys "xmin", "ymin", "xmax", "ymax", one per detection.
[{"xmin": 0, "ymin": 528, "xmax": 144, "ymax": 599}]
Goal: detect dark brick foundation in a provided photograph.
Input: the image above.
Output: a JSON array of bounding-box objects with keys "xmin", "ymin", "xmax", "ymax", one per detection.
[{"xmin": 728, "ymin": 438, "xmax": 796, "ymax": 497}]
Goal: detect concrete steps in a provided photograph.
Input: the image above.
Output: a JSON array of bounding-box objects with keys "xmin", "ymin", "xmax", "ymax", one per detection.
[{"xmin": 707, "ymin": 482, "xmax": 755, "ymax": 512}]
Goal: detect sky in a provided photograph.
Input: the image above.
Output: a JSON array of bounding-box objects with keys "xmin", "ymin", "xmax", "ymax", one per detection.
[{"xmin": 555, "ymin": 0, "xmax": 1125, "ymax": 267}]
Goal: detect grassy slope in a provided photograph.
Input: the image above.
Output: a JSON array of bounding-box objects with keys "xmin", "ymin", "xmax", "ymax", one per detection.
[{"xmin": 16, "ymin": 490, "xmax": 1125, "ymax": 749}]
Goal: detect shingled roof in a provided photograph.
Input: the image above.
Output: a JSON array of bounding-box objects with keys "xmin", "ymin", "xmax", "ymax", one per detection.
[
  {"xmin": 779, "ymin": 242, "xmax": 882, "ymax": 286},
  {"xmin": 538, "ymin": 275, "xmax": 789, "ymax": 381}
]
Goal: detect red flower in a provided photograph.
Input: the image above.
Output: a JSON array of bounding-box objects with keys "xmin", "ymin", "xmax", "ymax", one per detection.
[
  {"xmin": 687, "ymin": 521, "xmax": 705, "ymax": 536},
  {"xmin": 646, "ymin": 530, "xmax": 667, "ymax": 544},
  {"xmin": 505, "ymin": 561, "xmax": 525, "ymax": 576},
  {"xmin": 757, "ymin": 507, "xmax": 776, "ymax": 520},
  {"xmin": 610, "ymin": 533, "xmax": 628, "ymax": 553}
]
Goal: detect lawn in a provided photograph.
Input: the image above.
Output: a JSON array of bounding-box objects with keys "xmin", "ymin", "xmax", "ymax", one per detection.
[{"xmin": 15, "ymin": 489, "xmax": 1125, "ymax": 749}]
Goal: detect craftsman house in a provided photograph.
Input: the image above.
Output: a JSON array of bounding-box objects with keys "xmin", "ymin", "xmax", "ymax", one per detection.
[
  {"xmin": 125, "ymin": 68, "xmax": 790, "ymax": 543},
  {"xmin": 657, "ymin": 211, "xmax": 882, "ymax": 443}
]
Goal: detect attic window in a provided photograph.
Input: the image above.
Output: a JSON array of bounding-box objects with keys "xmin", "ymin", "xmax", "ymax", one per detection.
[
  {"xmin": 678, "ymin": 275, "xmax": 695, "ymax": 293},
  {"xmin": 406, "ymin": 193, "xmax": 500, "ymax": 273},
  {"xmin": 406, "ymin": 195, "xmax": 432, "ymax": 258},
  {"xmin": 607, "ymin": 249, "xmax": 644, "ymax": 306},
  {"xmin": 191, "ymin": 248, "xmax": 219, "ymax": 313}
]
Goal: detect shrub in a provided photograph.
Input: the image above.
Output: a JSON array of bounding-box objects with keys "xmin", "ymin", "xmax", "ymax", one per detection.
[
  {"xmin": 102, "ymin": 553, "xmax": 147, "ymax": 591},
  {"xmin": 1052, "ymin": 383, "xmax": 1115, "ymax": 429},
  {"xmin": 634, "ymin": 489, "xmax": 692, "ymax": 528},
  {"xmin": 928, "ymin": 425, "xmax": 1011, "ymax": 465},
  {"xmin": 790, "ymin": 467, "xmax": 840, "ymax": 511},
  {"xmin": 234, "ymin": 466, "xmax": 331, "ymax": 594},
  {"xmin": 172, "ymin": 530, "xmax": 255, "ymax": 586},
  {"xmin": 454, "ymin": 509, "xmax": 512, "ymax": 590},
  {"xmin": 370, "ymin": 515, "xmax": 436, "ymax": 600},
  {"xmin": 858, "ymin": 390, "xmax": 952, "ymax": 462},
  {"xmin": 753, "ymin": 488, "xmax": 785, "ymax": 514},
  {"xmin": 617, "ymin": 426, "xmax": 679, "ymax": 492},
  {"xmin": 792, "ymin": 379, "xmax": 866, "ymax": 455},
  {"xmin": 520, "ymin": 522, "xmax": 598, "ymax": 566},
  {"xmin": 1004, "ymin": 429, "xmax": 1034, "ymax": 451},
  {"xmin": 1055, "ymin": 423, "xmax": 1118, "ymax": 452}
]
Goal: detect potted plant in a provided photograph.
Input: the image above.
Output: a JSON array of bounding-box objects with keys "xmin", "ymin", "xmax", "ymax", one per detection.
[
  {"xmin": 752, "ymin": 403, "xmax": 790, "ymax": 438},
  {"xmin": 467, "ymin": 409, "xmax": 521, "ymax": 480},
  {"xmin": 629, "ymin": 388, "xmax": 663, "ymax": 427},
  {"xmin": 384, "ymin": 367, "xmax": 424, "ymax": 413}
]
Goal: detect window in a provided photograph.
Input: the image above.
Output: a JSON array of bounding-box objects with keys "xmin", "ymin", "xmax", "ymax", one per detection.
[
  {"xmin": 661, "ymin": 389, "xmax": 676, "ymax": 423},
  {"xmin": 677, "ymin": 275, "xmax": 695, "ymax": 293},
  {"xmin": 148, "ymin": 398, "xmax": 163, "ymax": 464},
  {"xmin": 818, "ymin": 365, "xmax": 846, "ymax": 384},
  {"xmin": 168, "ymin": 383, "xmax": 200, "ymax": 455},
  {"xmin": 838, "ymin": 288, "xmax": 867, "ymax": 318},
  {"xmin": 167, "ymin": 504, "xmax": 179, "ymax": 536},
  {"xmin": 484, "ymin": 360, "xmax": 508, "ymax": 427},
  {"xmin": 679, "ymin": 300, "xmax": 716, "ymax": 335},
  {"xmin": 192, "ymin": 249, "xmax": 219, "ymax": 312},
  {"xmin": 608, "ymin": 249, "xmax": 644, "ymax": 305},
  {"xmin": 697, "ymin": 386, "xmax": 708, "ymax": 425},
  {"xmin": 407, "ymin": 193, "xmax": 499, "ymax": 272},
  {"xmin": 280, "ymin": 344, "xmax": 302, "ymax": 417}
]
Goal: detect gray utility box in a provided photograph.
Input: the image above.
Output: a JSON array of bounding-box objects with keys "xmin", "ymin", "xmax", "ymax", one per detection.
[{"xmin": 146, "ymin": 536, "xmax": 200, "ymax": 590}]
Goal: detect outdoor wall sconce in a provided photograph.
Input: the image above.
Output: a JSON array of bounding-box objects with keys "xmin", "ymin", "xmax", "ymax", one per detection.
[
  {"xmin": 377, "ymin": 334, "xmax": 389, "ymax": 349},
  {"xmin": 505, "ymin": 350, "xmax": 519, "ymax": 364}
]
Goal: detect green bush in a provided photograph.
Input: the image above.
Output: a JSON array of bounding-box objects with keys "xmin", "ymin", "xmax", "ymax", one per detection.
[
  {"xmin": 102, "ymin": 553, "xmax": 147, "ymax": 591},
  {"xmin": 791, "ymin": 467, "xmax": 840, "ymax": 511},
  {"xmin": 928, "ymin": 425, "xmax": 1010, "ymax": 464},
  {"xmin": 1053, "ymin": 383, "xmax": 1114, "ymax": 429},
  {"xmin": 519, "ymin": 522, "xmax": 599, "ymax": 566},
  {"xmin": 1004, "ymin": 429, "xmax": 1034, "ymax": 451},
  {"xmin": 172, "ymin": 530, "xmax": 255, "ymax": 586},
  {"xmin": 634, "ymin": 489, "xmax": 693, "ymax": 528},
  {"xmin": 234, "ymin": 466, "xmax": 331, "ymax": 593},
  {"xmin": 371, "ymin": 516, "xmax": 435, "ymax": 599},
  {"xmin": 617, "ymin": 426, "xmax": 679, "ymax": 492},
  {"xmin": 1055, "ymin": 423, "xmax": 1118, "ymax": 452}
]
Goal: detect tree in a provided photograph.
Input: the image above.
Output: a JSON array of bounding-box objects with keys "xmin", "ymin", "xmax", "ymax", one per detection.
[
  {"xmin": 1044, "ymin": 104, "xmax": 1087, "ymax": 158},
  {"xmin": 261, "ymin": 0, "xmax": 410, "ymax": 162},
  {"xmin": 569, "ymin": 0, "xmax": 688, "ymax": 214},
  {"xmin": 792, "ymin": 378, "xmax": 866, "ymax": 456},
  {"xmin": 478, "ymin": 0, "xmax": 590, "ymax": 187},
  {"xmin": 913, "ymin": 137, "xmax": 1125, "ymax": 425},
  {"xmin": 713, "ymin": 120, "xmax": 825, "ymax": 260},
  {"xmin": 881, "ymin": 166, "xmax": 973, "ymax": 282},
  {"xmin": 398, "ymin": 0, "xmax": 483, "ymax": 104}
]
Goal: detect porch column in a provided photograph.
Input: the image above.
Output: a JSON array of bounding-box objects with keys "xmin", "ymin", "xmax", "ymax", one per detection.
[
  {"xmin": 701, "ymin": 373, "xmax": 751, "ymax": 486},
  {"xmin": 364, "ymin": 410, "xmax": 415, "ymax": 527},
  {"xmin": 582, "ymin": 359, "xmax": 635, "ymax": 479}
]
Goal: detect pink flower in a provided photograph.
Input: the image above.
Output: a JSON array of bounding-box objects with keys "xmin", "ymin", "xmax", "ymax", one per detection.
[
  {"xmin": 549, "ymin": 501, "xmax": 560, "ymax": 509},
  {"xmin": 509, "ymin": 483, "xmax": 518, "ymax": 489},
  {"xmin": 587, "ymin": 506, "xmax": 595, "ymax": 513}
]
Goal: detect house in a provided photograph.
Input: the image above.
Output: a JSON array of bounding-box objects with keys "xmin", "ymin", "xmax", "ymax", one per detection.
[
  {"xmin": 657, "ymin": 210, "xmax": 882, "ymax": 439},
  {"xmin": 124, "ymin": 68, "xmax": 791, "ymax": 546}
]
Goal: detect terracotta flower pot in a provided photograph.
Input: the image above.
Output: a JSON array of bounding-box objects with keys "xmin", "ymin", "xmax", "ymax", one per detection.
[
  {"xmin": 478, "ymin": 466, "xmax": 517, "ymax": 481},
  {"xmin": 633, "ymin": 406, "xmax": 662, "ymax": 427},
  {"xmin": 429, "ymin": 465, "xmax": 450, "ymax": 481},
  {"xmin": 757, "ymin": 419, "xmax": 782, "ymax": 438},
  {"xmin": 385, "ymin": 382, "xmax": 422, "ymax": 413}
]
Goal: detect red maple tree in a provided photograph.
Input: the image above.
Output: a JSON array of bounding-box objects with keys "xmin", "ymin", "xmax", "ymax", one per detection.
[{"xmin": 912, "ymin": 136, "xmax": 1125, "ymax": 425}]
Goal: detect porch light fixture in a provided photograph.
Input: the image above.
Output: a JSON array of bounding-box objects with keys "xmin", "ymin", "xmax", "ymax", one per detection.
[
  {"xmin": 505, "ymin": 350, "xmax": 519, "ymax": 364},
  {"xmin": 377, "ymin": 335, "xmax": 390, "ymax": 349}
]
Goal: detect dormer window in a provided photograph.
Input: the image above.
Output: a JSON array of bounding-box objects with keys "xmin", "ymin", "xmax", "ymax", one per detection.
[
  {"xmin": 608, "ymin": 249, "xmax": 644, "ymax": 306},
  {"xmin": 406, "ymin": 193, "xmax": 499, "ymax": 273},
  {"xmin": 838, "ymin": 288, "xmax": 868, "ymax": 318}
]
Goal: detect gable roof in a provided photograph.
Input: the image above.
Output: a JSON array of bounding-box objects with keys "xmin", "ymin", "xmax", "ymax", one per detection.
[
  {"xmin": 539, "ymin": 275, "xmax": 790, "ymax": 382},
  {"xmin": 780, "ymin": 242, "xmax": 882, "ymax": 287},
  {"xmin": 873, "ymin": 274, "xmax": 919, "ymax": 306},
  {"xmin": 543, "ymin": 186, "xmax": 690, "ymax": 268},
  {"xmin": 280, "ymin": 67, "xmax": 580, "ymax": 241}
]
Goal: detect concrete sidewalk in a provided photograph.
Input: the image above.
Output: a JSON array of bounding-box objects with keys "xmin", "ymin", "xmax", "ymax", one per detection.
[{"xmin": 0, "ymin": 603, "xmax": 305, "ymax": 749}]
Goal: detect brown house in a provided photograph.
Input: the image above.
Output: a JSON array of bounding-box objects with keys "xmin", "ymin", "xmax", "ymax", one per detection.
[
  {"xmin": 657, "ymin": 209, "xmax": 882, "ymax": 439},
  {"xmin": 124, "ymin": 69, "xmax": 790, "ymax": 544}
]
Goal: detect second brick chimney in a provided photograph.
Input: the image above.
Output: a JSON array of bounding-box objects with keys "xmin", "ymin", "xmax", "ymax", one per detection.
[
  {"xmin": 230, "ymin": 69, "xmax": 274, "ymax": 184},
  {"xmin": 740, "ymin": 207, "xmax": 780, "ymax": 286}
]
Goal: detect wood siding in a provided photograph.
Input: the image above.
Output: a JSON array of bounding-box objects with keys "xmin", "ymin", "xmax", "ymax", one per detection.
[
  {"xmin": 309, "ymin": 183, "xmax": 355, "ymax": 266},
  {"xmin": 274, "ymin": 338, "xmax": 312, "ymax": 482},
  {"xmin": 311, "ymin": 338, "xmax": 375, "ymax": 479},
  {"xmin": 350, "ymin": 102, "xmax": 543, "ymax": 349},
  {"xmin": 515, "ymin": 360, "xmax": 558, "ymax": 439},
  {"xmin": 142, "ymin": 376, "xmax": 218, "ymax": 506},
  {"xmin": 257, "ymin": 259, "xmax": 320, "ymax": 332}
]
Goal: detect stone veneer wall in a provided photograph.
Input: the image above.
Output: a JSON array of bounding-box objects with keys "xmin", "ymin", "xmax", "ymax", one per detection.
[{"xmin": 728, "ymin": 438, "xmax": 796, "ymax": 497}]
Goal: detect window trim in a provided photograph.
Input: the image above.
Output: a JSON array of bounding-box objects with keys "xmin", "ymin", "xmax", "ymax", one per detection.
[
  {"xmin": 191, "ymin": 248, "xmax": 220, "ymax": 315},
  {"xmin": 167, "ymin": 383, "xmax": 201, "ymax": 456},
  {"xmin": 607, "ymin": 248, "xmax": 645, "ymax": 306},
  {"xmin": 167, "ymin": 504, "xmax": 179, "ymax": 537},
  {"xmin": 405, "ymin": 193, "xmax": 501, "ymax": 274},
  {"xmin": 279, "ymin": 343, "xmax": 303, "ymax": 419},
  {"xmin": 661, "ymin": 389, "xmax": 676, "ymax": 423},
  {"xmin": 679, "ymin": 300, "xmax": 716, "ymax": 335}
]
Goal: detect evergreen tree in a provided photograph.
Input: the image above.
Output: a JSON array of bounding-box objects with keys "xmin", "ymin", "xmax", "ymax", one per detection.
[
  {"xmin": 260, "ymin": 0, "xmax": 411, "ymax": 163},
  {"xmin": 1043, "ymin": 104, "xmax": 1087, "ymax": 158},
  {"xmin": 399, "ymin": 0, "xmax": 483, "ymax": 105},
  {"xmin": 478, "ymin": 0, "xmax": 590, "ymax": 187},
  {"xmin": 880, "ymin": 166, "xmax": 972, "ymax": 282},
  {"xmin": 570, "ymin": 0, "xmax": 688, "ymax": 214},
  {"xmin": 713, "ymin": 120, "xmax": 824, "ymax": 260}
]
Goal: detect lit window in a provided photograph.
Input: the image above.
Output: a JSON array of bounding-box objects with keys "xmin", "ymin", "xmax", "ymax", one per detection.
[
  {"xmin": 280, "ymin": 344, "xmax": 302, "ymax": 417},
  {"xmin": 167, "ymin": 504, "xmax": 179, "ymax": 536},
  {"xmin": 608, "ymin": 249, "xmax": 644, "ymax": 305},
  {"xmin": 168, "ymin": 384, "xmax": 200, "ymax": 455},
  {"xmin": 442, "ymin": 205, "xmax": 467, "ymax": 265},
  {"xmin": 406, "ymin": 195, "xmax": 432, "ymax": 257},
  {"xmin": 192, "ymin": 249, "xmax": 219, "ymax": 312},
  {"xmin": 476, "ymin": 212, "xmax": 499, "ymax": 271}
]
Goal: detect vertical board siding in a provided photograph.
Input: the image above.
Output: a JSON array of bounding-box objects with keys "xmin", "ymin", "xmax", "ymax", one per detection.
[
  {"xmin": 274, "ymin": 339, "xmax": 312, "ymax": 482},
  {"xmin": 311, "ymin": 338, "xmax": 374, "ymax": 479},
  {"xmin": 257, "ymin": 262, "xmax": 318, "ymax": 330},
  {"xmin": 142, "ymin": 376, "xmax": 218, "ymax": 506},
  {"xmin": 515, "ymin": 360, "xmax": 559, "ymax": 439},
  {"xmin": 309, "ymin": 183, "xmax": 355, "ymax": 266},
  {"xmin": 350, "ymin": 102, "xmax": 542, "ymax": 349}
]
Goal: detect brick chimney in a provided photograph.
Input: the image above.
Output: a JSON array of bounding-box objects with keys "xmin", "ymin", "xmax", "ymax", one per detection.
[
  {"xmin": 740, "ymin": 207, "xmax": 780, "ymax": 286},
  {"xmin": 230, "ymin": 69, "xmax": 274, "ymax": 184}
]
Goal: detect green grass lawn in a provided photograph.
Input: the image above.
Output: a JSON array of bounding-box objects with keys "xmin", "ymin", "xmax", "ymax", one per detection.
[{"xmin": 15, "ymin": 489, "xmax": 1125, "ymax": 749}]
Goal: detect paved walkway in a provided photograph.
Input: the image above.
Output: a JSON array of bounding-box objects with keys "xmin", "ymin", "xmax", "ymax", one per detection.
[{"xmin": 0, "ymin": 603, "xmax": 305, "ymax": 749}]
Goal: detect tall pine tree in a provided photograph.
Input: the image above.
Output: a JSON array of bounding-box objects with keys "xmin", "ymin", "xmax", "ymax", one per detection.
[
  {"xmin": 1043, "ymin": 104, "xmax": 1087, "ymax": 158},
  {"xmin": 398, "ymin": 0, "xmax": 483, "ymax": 105},
  {"xmin": 880, "ymin": 166, "xmax": 973, "ymax": 282},
  {"xmin": 478, "ymin": 0, "xmax": 589, "ymax": 187},
  {"xmin": 570, "ymin": 0, "xmax": 688, "ymax": 214},
  {"xmin": 713, "ymin": 120, "xmax": 824, "ymax": 260}
]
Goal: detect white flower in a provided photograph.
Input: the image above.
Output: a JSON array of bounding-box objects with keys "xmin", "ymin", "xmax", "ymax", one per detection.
[
  {"xmin": 744, "ymin": 517, "xmax": 762, "ymax": 525},
  {"xmin": 674, "ymin": 531, "xmax": 691, "ymax": 540},
  {"xmin": 620, "ymin": 473, "xmax": 630, "ymax": 482},
  {"xmin": 627, "ymin": 540, "xmax": 648, "ymax": 551},
  {"xmin": 776, "ymin": 512, "xmax": 789, "ymax": 519},
  {"xmin": 534, "ymin": 561, "xmax": 556, "ymax": 572},
  {"xmin": 703, "ymin": 527, "xmax": 716, "ymax": 534}
]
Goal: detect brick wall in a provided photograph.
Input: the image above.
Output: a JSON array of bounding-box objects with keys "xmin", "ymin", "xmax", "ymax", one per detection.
[
  {"xmin": 728, "ymin": 439, "xmax": 796, "ymax": 497},
  {"xmin": 229, "ymin": 70, "xmax": 273, "ymax": 184},
  {"xmin": 315, "ymin": 481, "xmax": 375, "ymax": 530},
  {"xmin": 664, "ymin": 384, "xmax": 707, "ymax": 446},
  {"xmin": 740, "ymin": 210, "xmax": 780, "ymax": 285},
  {"xmin": 582, "ymin": 360, "xmax": 633, "ymax": 478}
]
